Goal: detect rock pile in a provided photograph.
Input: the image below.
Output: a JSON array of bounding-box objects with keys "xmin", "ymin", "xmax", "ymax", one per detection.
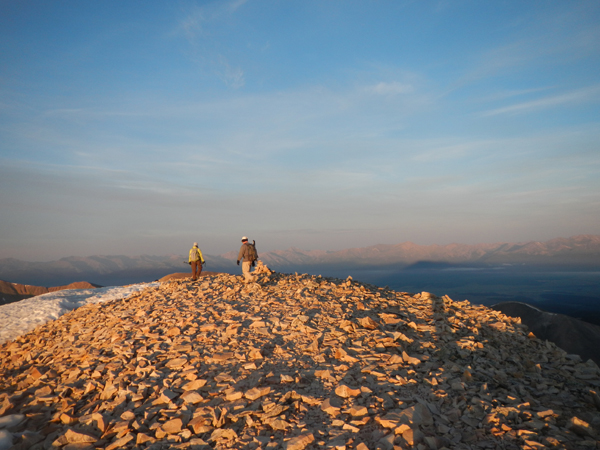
[
  {"xmin": 158, "ymin": 273, "xmax": 222, "ymax": 283},
  {"xmin": 1, "ymin": 263, "xmax": 600, "ymax": 450}
]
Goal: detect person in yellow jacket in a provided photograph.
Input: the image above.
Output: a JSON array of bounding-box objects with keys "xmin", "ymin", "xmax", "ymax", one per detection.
[{"xmin": 188, "ymin": 242, "xmax": 205, "ymax": 281}]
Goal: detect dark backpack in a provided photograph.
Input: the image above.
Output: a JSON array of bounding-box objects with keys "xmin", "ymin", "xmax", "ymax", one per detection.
[{"xmin": 247, "ymin": 240, "xmax": 258, "ymax": 262}]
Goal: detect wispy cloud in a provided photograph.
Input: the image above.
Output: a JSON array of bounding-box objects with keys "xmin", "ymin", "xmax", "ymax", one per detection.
[
  {"xmin": 449, "ymin": 6, "xmax": 600, "ymax": 97},
  {"xmin": 218, "ymin": 56, "xmax": 245, "ymax": 89},
  {"xmin": 481, "ymin": 85, "xmax": 600, "ymax": 116},
  {"xmin": 179, "ymin": 8, "xmax": 205, "ymax": 41},
  {"xmin": 175, "ymin": 1, "xmax": 247, "ymax": 88},
  {"xmin": 474, "ymin": 86, "xmax": 556, "ymax": 103},
  {"xmin": 177, "ymin": 0, "xmax": 248, "ymax": 38},
  {"xmin": 411, "ymin": 140, "xmax": 494, "ymax": 163},
  {"xmin": 367, "ymin": 81, "xmax": 413, "ymax": 96},
  {"xmin": 229, "ymin": 0, "xmax": 248, "ymax": 13}
]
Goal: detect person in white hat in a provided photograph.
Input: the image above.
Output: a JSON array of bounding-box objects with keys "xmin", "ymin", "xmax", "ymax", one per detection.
[
  {"xmin": 237, "ymin": 236, "xmax": 257, "ymax": 283},
  {"xmin": 188, "ymin": 242, "xmax": 205, "ymax": 281}
]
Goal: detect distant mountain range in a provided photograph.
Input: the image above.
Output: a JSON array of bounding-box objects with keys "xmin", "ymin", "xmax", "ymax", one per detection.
[
  {"xmin": 0, "ymin": 280, "xmax": 101, "ymax": 306},
  {"xmin": 1, "ymin": 235, "xmax": 599, "ymax": 287},
  {"xmin": 0, "ymin": 255, "xmax": 191, "ymax": 287},
  {"xmin": 254, "ymin": 234, "xmax": 600, "ymax": 268}
]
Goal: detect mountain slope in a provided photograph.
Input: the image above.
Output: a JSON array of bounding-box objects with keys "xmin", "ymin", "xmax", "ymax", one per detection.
[
  {"xmin": 1, "ymin": 269, "xmax": 599, "ymax": 449},
  {"xmin": 492, "ymin": 301, "xmax": 600, "ymax": 365}
]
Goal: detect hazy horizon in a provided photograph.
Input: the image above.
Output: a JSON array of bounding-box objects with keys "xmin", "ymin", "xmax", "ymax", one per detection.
[
  {"xmin": 2, "ymin": 1, "xmax": 599, "ymax": 261},
  {"xmin": 1, "ymin": 233, "xmax": 598, "ymax": 264}
]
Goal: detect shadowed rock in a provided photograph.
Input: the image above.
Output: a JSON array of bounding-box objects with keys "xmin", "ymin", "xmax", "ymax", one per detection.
[{"xmin": 492, "ymin": 301, "xmax": 600, "ymax": 365}]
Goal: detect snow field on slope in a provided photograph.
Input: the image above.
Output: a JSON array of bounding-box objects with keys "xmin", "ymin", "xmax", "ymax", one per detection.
[{"xmin": 0, "ymin": 283, "xmax": 157, "ymax": 345}]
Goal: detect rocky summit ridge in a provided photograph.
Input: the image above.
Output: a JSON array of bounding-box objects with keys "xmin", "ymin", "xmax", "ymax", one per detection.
[{"xmin": 1, "ymin": 263, "xmax": 600, "ymax": 450}]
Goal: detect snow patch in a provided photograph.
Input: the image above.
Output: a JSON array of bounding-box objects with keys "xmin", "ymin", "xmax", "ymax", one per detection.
[{"xmin": 0, "ymin": 283, "xmax": 157, "ymax": 344}]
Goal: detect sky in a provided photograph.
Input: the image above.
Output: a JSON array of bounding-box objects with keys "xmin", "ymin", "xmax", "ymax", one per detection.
[{"xmin": 1, "ymin": 0, "xmax": 599, "ymax": 261}]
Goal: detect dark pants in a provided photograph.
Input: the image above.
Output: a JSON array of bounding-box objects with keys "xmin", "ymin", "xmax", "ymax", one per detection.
[{"xmin": 191, "ymin": 261, "xmax": 202, "ymax": 280}]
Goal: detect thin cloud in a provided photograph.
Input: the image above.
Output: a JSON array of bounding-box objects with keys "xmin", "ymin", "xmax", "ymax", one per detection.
[
  {"xmin": 218, "ymin": 55, "xmax": 245, "ymax": 89},
  {"xmin": 177, "ymin": 0, "xmax": 247, "ymax": 38},
  {"xmin": 178, "ymin": 8, "xmax": 205, "ymax": 41},
  {"xmin": 229, "ymin": 0, "xmax": 248, "ymax": 12},
  {"xmin": 449, "ymin": 6, "xmax": 600, "ymax": 96},
  {"xmin": 411, "ymin": 141, "xmax": 494, "ymax": 163},
  {"xmin": 43, "ymin": 108, "xmax": 87, "ymax": 116},
  {"xmin": 175, "ymin": 2, "xmax": 246, "ymax": 88},
  {"xmin": 474, "ymin": 86, "xmax": 556, "ymax": 103},
  {"xmin": 481, "ymin": 85, "xmax": 600, "ymax": 116},
  {"xmin": 367, "ymin": 81, "xmax": 414, "ymax": 96}
]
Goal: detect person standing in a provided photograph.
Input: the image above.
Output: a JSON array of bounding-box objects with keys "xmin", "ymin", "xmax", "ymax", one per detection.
[
  {"xmin": 188, "ymin": 242, "xmax": 205, "ymax": 281},
  {"xmin": 237, "ymin": 236, "xmax": 257, "ymax": 283}
]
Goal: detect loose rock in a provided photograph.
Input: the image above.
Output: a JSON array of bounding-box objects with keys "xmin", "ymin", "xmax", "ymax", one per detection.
[{"xmin": 1, "ymin": 266, "xmax": 600, "ymax": 449}]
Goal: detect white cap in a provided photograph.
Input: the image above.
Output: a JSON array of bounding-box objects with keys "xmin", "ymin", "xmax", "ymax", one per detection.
[
  {"xmin": 193, "ymin": 242, "xmax": 198, "ymax": 246},
  {"xmin": 241, "ymin": 236, "xmax": 248, "ymax": 241}
]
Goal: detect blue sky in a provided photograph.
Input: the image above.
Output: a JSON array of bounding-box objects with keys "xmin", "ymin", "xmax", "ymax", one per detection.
[{"xmin": 1, "ymin": 0, "xmax": 599, "ymax": 261}]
